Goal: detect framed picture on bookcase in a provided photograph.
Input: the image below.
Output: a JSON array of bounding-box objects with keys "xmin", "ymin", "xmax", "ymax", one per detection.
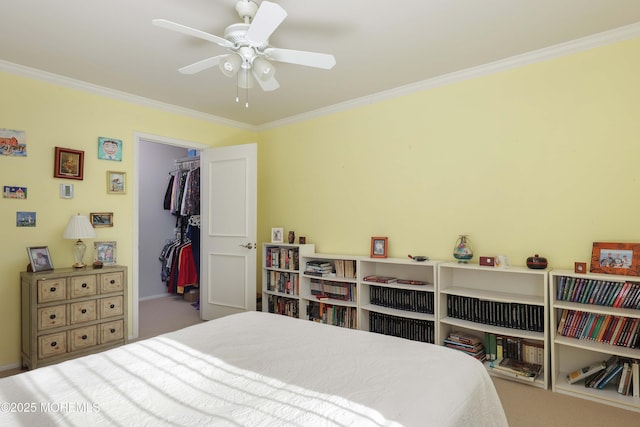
[
  {"xmin": 590, "ymin": 242, "xmax": 640, "ymax": 276},
  {"xmin": 370, "ymin": 236, "xmax": 388, "ymax": 258}
]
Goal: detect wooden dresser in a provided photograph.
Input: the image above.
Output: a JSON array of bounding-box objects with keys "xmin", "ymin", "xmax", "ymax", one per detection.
[{"xmin": 20, "ymin": 265, "xmax": 127, "ymax": 369}]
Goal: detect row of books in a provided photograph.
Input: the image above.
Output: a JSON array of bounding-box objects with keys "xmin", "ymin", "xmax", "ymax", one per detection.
[
  {"xmin": 266, "ymin": 271, "xmax": 299, "ymax": 295},
  {"xmin": 443, "ymin": 331, "xmax": 485, "ymax": 361},
  {"xmin": 307, "ymin": 301, "xmax": 357, "ymax": 329},
  {"xmin": 310, "ymin": 278, "xmax": 357, "ymax": 301},
  {"xmin": 266, "ymin": 247, "xmax": 300, "ymax": 270},
  {"xmin": 484, "ymin": 333, "xmax": 544, "ymax": 366},
  {"xmin": 266, "ymin": 295, "xmax": 299, "ymax": 318},
  {"xmin": 369, "ymin": 312, "xmax": 434, "ymax": 343},
  {"xmin": 447, "ymin": 294, "xmax": 545, "ymax": 332},
  {"xmin": 369, "ymin": 285, "xmax": 434, "ymax": 314},
  {"xmin": 569, "ymin": 355, "xmax": 640, "ymax": 396},
  {"xmin": 556, "ymin": 276, "xmax": 640, "ymax": 309},
  {"xmin": 334, "ymin": 259, "xmax": 357, "ymax": 279},
  {"xmin": 304, "ymin": 260, "xmax": 334, "ymax": 277},
  {"xmin": 362, "ymin": 275, "xmax": 428, "ymax": 286},
  {"xmin": 556, "ymin": 309, "xmax": 640, "ymax": 348}
]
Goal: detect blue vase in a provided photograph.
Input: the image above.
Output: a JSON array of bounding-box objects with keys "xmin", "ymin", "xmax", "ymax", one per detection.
[{"xmin": 453, "ymin": 235, "xmax": 473, "ymax": 263}]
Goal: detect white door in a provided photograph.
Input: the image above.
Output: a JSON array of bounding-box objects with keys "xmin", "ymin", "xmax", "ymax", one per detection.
[{"xmin": 200, "ymin": 143, "xmax": 257, "ymax": 320}]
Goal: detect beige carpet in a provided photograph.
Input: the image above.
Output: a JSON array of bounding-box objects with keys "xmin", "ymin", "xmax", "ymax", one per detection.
[{"xmin": 3, "ymin": 296, "xmax": 638, "ymax": 425}]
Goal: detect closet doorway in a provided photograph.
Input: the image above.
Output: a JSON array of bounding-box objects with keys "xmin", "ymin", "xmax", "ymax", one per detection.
[{"xmin": 132, "ymin": 132, "xmax": 208, "ymax": 338}]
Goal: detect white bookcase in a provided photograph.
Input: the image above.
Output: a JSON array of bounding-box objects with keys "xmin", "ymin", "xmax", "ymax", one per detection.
[
  {"xmin": 437, "ymin": 262, "xmax": 549, "ymax": 389},
  {"xmin": 262, "ymin": 243, "xmax": 315, "ymax": 318},
  {"xmin": 549, "ymin": 269, "xmax": 640, "ymax": 412},
  {"xmin": 359, "ymin": 257, "xmax": 438, "ymax": 344},
  {"xmin": 299, "ymin": 253, "xmax": 361, "ymax": 329}
]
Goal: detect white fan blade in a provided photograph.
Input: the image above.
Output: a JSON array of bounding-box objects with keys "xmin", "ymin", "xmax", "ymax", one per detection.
[
  {"xmin": 245, "ymin": 1, "xmax": 287, "ymax": 45},
  {"xmin": 152, "ymin": 19, "xmax": 233, "ymax": 48},
  {"xmin": 264, "ymin": 48, "xmax": 336, "ymax": 69},
  {"xmin": 179, "ymin": 55, "xmax": 226, "ymax": 75},
  {"xmin": 252, "ymin": 71, "xmax": 280, "ymax": 91}
]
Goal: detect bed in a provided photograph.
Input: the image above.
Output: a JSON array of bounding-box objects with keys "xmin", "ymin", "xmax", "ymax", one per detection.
[{"xmin": 0, "ymin": 311, "xmax": 507, "ymax": 426}]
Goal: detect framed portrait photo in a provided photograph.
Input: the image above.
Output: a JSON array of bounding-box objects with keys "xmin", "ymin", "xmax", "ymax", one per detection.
[
  {"xmin": 107, "ymin": 171, "xmax": 126, "ymax": 194},
  {"xmin": 54, "ymin": 147, "xmax": 84, "ymax": 180},
  {"xmin": 90, "ymin": 212, "xmax": 113, "ymax": 228},
  {"xmin": 590, "ymin": 242, "xmax": 640, "ymax": 276},
  {"xmin": 370, "ymin": 237, "xmax": 388, "ymax": 258},
  {"xmin": 27, "ymin": 246, "xmax": 54, "ymax": 272},
  {"xmin": 271, "ymin": 227, "xmax": 284, "ymax": 243},
  {"xmin": 94, "ymin": 241, "xmax": 117, "ymax": 265}
]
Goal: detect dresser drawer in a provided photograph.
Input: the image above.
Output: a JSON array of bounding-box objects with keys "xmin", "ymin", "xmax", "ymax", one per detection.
[
  {"xmin": 69, "ymin": 300, "xmax": 97, "ymax": 324},
  {"xmin": 70, "ymin": 275, "xmax": 97, "ymax": 298},
  {"xmin": 100, "ymin": 320, "xmax": 124, "ymax": 343},
  {"xmin": 69, "ymin": 325, "xmax": 97, "ymax": 351},
  {"xmin": 99, "ymin": 296, "xmax": 123, "ymax": 318},
  {"xmin": 38, "ymin": 305, "xmax": 67, "ymax": 330},
  {"xmin": 38, "ymin": 332, "xmax": 67, "ymax": 359},
  {"xmin": 100, "ymin": 272, "xmax": 124, "ymax": 293},
  {"xmin": 37, "ymin": 279, "xmax": 66, "ymax": 303}
]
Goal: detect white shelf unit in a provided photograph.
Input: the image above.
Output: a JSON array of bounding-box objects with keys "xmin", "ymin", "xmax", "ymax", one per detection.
[
  {"xmin": 358, "ymin": 257, "xmax": 438, "ymax": 344},
  {"xmin": 299, "ymin": 253, "xmax": 361, "ymax": 329},
  {"xmin": 549, "ymin": 269, "xmax": 640, "ymax": 412},
  {"xmin": 261, "ymin": 243, "xmax": 315, "ymax": 318},
  {"xmin": 437, "ymin": 262, "xmax": 549, "ymax": 389}
]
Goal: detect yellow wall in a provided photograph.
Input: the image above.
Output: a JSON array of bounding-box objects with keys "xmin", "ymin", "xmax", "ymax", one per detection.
[
  {"xmin": 258, "ymin": 37, "xmax": 640, "ymax": 264},
  {"xmin": 0, "ymin": 72, "xmax": 256, "ymax": 367},
  {"xmin": 1, "ymin": 37, "xmax": 639, "ymax": 368}
]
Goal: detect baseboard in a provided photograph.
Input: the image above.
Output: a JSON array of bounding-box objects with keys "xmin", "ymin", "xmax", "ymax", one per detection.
[
  {"xmin": 139, "ymin": 293, "xmax": 173, "ymax": 302},
  {"xmin": 0, "ymin": 362, "xmax": 21, "ymax": 372}
]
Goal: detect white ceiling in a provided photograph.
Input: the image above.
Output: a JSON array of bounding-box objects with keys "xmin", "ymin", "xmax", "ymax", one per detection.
[{"xmin": 1, "ymin": 1, "xmax": 639, "ymax": 128}]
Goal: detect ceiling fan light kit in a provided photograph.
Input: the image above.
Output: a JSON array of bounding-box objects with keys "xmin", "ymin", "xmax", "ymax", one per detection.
[{"xmin": 152, "ymin": 0, "xmax": 336, "ymax": 107}]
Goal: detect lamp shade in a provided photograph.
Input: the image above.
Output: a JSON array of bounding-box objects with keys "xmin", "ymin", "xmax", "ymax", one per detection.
[{"xmin": 63, "ymin": 215, "xmax": 96, "ymax": 240}]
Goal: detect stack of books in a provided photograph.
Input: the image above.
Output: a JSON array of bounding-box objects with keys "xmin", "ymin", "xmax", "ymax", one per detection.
[
  {"xmin": 491, "ymin": 358, "xmax": 542, "ymax": 382},
  {"xmin": 304, "ymin": 260, "xmax": 333, "ymax": 277},
  {"xmin": 443, "ymin": 331, "xmax": 486, "ymax": 362}
]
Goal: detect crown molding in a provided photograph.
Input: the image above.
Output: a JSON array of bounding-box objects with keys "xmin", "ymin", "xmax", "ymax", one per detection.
[
  {"xmin": 0, "ymin": 60, "xmax": 257, "ymax": 132},
  {"xmin": 258, "ymin": 22, "xmax": 640, "ymax": 131},
  {"xmin": 1, "ymin": 22, "xmax": 638, "ymax": 132}
]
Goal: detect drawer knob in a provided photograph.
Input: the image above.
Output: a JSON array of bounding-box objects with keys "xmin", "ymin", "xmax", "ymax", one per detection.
[
  {"xmin": 81, "ymin": 335, "xmax": 88, "ymax": 340},
  {"xmin": 49, "ymin": 314, "xmax": 56, "ymax": 320},
  {"xmin": 81, "ymin": 309, "xmax": 87, "ymax": 314},
  {"xmin": 110, "ymin": 328, "xmax": 116, "ymax": 333},
  {"xmin": 51, "ymin": 341, "xmax": 57, "ymax": 347},
  {"xmin": 50, "ymin": 287, "xmax": 56, "ymax": 292},
  {"xmin": 82, "ymin": 283, "xmax": 88, "ymax": 288},
  {"xmin": 110, "ymin": 279, "xmax": 116, "ymax": 284},
  {"xmin": 110, "ymin": 304, "xmax": 115, "ymax": 309}
]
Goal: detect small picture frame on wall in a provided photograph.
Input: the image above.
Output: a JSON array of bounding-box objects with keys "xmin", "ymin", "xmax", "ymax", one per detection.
[
  {"xmin": 90, "ymin": 212, "xmax": 113, "ymax": 228},
  {"xmin": 98, "ymin": 137, "xmax": 122, "ymax": 161},
  {"xmin": 27, "ymin": 246, "xmax": 54, "ymax": 272},
  {"xmin": 370, "ymin": 237, "xmax": 388, "ymax": 258},
  {"xmin": 271, "ymin": 227, "xmax": 284, "ymax": 243},
  {"xmin": 590, "ymin": 242, "xmax": 640, "ymax": 276},
  {"xmin": 107, "ymin": 171, "xmax": 126, "ymax": 194},
  {"xmin": 94, "ymin": 241, "xmax": 117, "ymax": 265},
  {"xmin": 54, "ymin": 147, "xmax": 84, "ymax": 180}
]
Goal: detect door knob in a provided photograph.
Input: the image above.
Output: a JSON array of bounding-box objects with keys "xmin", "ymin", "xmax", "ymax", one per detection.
[{"xmin": 239, "ymin": 243, "xmax": 255, "ymax": 249}]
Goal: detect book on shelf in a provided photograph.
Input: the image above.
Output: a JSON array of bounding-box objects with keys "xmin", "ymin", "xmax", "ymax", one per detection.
[
  {"xmin": 596, "ymin": 363, "xmax": 623, "ymax": 389},
  {"xmin": 447, "ymin": 330, "xmax": 483, "ymax": 346},
  {"xmin": 491, "ymin": 358, "xmax": 542, "ymax": 382},
  {"xmin": 617, "ymin": 361, "xmax": 632, "ymax": 395},
  {"xmin": 566, "ymin": 360, "xmax": 606, "ymax": 384},
  {"xmin": 362, "ymin": 275, "xmax": 397, "ymax": 283},
  {"xmin": 396, "ymin": 279, "xmax": 428, "ymax": 285},
  {"xmin": 632, "ymin": 360, "xmax": 640, "ymax": 398}
]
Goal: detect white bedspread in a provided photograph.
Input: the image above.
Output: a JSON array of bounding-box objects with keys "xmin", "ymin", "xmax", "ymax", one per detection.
[{"xmin": 0, "ymin": 311, "xmax": 507, "ymax": 426}]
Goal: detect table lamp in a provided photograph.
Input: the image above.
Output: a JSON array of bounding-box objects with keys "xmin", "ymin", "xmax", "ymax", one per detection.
[{"xmin": 63, "ymin": 214, "xmax": 96, "ymax": 268}]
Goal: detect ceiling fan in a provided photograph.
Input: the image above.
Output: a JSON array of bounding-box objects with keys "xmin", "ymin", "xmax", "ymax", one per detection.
[{"xmin": 153, "ymin": 0, "xmax": 336, "ymax": 106}]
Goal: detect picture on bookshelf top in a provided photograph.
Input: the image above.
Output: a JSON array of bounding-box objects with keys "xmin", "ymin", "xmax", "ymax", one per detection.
[{"xmin": 590, "ymin": 242, "xmax": 640, "ymax": 276}]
